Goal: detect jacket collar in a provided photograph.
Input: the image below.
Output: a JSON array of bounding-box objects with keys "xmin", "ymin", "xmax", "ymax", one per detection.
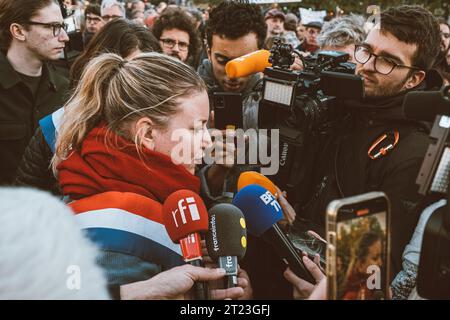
[
  {"xmin": 0, "ymin": 51, "xmax": 21, "ymax": 89},
  {"xmin": 0, "ymin": 51, "xmax": 58, "ymax": 92}
]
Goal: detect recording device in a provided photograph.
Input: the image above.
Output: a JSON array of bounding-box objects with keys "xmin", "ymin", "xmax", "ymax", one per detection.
[
  {"xmin": 238, "ymin": 171, "xmax": 328, "ymax": 265},
  {"xmin": 225, "ymin": 49, "xmax": 272, "ymax": 79},
  {"xmin": 258, "ymin": 39, "xmax": 365, "ymax": 207},
  {"xmin": 326, "ymin": 192, "xmax": 390, "ymax": 300},
  {"xmin": 403, "ymin": 86, "xmax": 450, "ymax": 299},
  {"xmin": 212, "ymin": 92, "xmax": 244, "ymax": 130},
  {"xmin": 162, "ymin": 190, "xmax": 210, "ymax": 300},
  {"xmin": 232, "ymin": 184, "xmax": 315, "ymax": 284},
  {"xmin": 205, "ymin": 204, "xmax": 247, "ymax": 288}
]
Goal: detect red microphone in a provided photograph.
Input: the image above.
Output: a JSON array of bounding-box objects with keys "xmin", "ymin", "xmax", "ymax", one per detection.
[{"xmin": 162, "ymin": 190, "xmax": 210, "ymax": 299}]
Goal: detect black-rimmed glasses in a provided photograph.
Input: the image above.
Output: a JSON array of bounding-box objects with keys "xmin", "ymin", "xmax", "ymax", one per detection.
[
  {"xmin": 159, "ymin": 38, "xmax": 189, "ymax": 51},
  {"xmin": 27, "ymin": 21, "xmax": 68, "ymax": 37},
  {"xmin": 354, "ymin": 44, "xmax": 421, "ymax": 75}
]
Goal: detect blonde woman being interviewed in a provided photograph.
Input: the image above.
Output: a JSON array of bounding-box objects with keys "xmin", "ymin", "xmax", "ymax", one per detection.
[{"xmin": 52, "ymin": 52, "xmax": 251, "ymax": 300}]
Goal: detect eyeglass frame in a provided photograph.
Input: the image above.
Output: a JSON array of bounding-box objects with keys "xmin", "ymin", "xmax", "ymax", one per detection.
[
  {"xmin": 159, "ymin": 38, "xmax": 190, "ymax": 52},
  {"xmin": 86, "ymin": 15, "xmax": 103, "ymax": 24},
  {"xmin": 101, "ymin": 15, "xmax": 122, "ymax": 21},
  {"xmin": 26, "ymin": 21, "xmax": 68, "ymax": 37},
  {"xmin": 354, "ymin": 44, "xmax": 422, "ymax": 75}
]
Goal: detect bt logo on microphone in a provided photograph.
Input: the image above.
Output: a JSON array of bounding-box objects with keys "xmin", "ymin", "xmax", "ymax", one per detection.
[{"xmin": 172, "ymin": 197, "xmax": 201, "ymax": 228}]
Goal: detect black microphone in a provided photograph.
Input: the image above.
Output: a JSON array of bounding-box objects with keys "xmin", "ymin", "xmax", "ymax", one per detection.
[
  {"xmin": 403, "ymin": 87, "xmax": 450, "ymax": 122},
  {"xmin": 205, "ymin": 204, "xmax": 247, "ymax": 288}
]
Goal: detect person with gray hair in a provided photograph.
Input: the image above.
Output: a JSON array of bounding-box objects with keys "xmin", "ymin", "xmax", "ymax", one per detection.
[
  {"xmin": 317, "ymin": 14, "xmax": 366, "ymax": 63},
  {"xmin": 101, "ymin": 0, "xmax": 125, "ymax": 22}
]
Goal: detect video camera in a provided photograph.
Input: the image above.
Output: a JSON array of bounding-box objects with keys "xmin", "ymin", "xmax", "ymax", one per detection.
[
  {"xmin": 404, "ymin": 86, "xmax": 450, "ymax": 299},
  {"xmin": 259, "ymin": 39, "xmax": 364, "ymax": 206}
]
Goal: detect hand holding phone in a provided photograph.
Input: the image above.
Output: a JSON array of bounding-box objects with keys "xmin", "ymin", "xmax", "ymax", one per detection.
[{"xmin": 326, "ymin": 192, "xmax": 390, "ymax": 300}]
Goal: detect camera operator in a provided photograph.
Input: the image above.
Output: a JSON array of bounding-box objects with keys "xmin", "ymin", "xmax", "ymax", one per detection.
[
  {"xmin": 198, "ymin": 1, "xmax": 266, "ymax": 97},
  {"xmin": 288, "ymin": 5, "xmax": 443, "ymax": 281},
  {"xmin": 197, "ymin": 1, "xmax": 267, "ymax": 201}
]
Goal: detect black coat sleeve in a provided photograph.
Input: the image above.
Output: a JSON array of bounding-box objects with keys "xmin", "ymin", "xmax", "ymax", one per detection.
[{"xmin": 14, "ymin": 127, "xmax": 60, "ymax": 195}]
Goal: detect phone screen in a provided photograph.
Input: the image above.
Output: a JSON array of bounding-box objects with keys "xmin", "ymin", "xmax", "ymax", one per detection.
[{"xmin": 335, "ymin": 198, "xmax": 388, "ymax": 300}]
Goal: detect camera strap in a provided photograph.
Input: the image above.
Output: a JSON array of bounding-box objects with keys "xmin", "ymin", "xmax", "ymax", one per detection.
[{"xmin": 368, "ymin": 130, "xmax": 400, "ymax": 160}]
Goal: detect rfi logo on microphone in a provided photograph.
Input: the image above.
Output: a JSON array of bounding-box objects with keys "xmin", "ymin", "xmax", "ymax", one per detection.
[
  {"xmin": 260, "ymin": 191, "xmax": 281, "ymax": 212},
  {"xmin": 172, "ymin": 197, "xmax": 201, "ymax": 228}
]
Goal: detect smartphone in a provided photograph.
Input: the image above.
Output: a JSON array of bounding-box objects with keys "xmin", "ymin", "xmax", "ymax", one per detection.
[
  {"xmin": 212, "ymin": 92, "xmax": 243, "ymax": 130},
  {"xmin": 288, "ymin": 230, "xmax": 327, "ymax": 267},
  {"xmin": 326, "ymin": 192, "xmax": 390, "ymax": 300}
]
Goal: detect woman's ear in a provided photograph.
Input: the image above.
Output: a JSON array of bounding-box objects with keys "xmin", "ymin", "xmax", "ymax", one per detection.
[{"xmin": 134, "ymin": 117, "xmax": 155, "ymax": 151}]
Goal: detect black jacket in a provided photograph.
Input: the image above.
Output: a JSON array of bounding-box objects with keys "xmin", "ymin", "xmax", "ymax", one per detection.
[
  {"xmin": 0, "ymin": 52, "xmax": 69, "ymax": 185},
  {"xmin": 292, "ymin": 70, "xmax": 444, "ymax": 275},
  {"xmin": 243, "ymin": 71, "xmax": 443, "ymax": 299},
  {"xmin": 14, "ymin": 127, "xmax": 60, "ymax": 194}
]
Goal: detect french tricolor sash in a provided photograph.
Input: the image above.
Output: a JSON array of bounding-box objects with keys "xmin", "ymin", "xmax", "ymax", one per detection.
[
  {"xmin": 69, "ymin": 191, "xmax": 185, "ymax": 270},
  {"xmin": 39, "ymin": 107, "xmax": 64, "ymax": 153}
]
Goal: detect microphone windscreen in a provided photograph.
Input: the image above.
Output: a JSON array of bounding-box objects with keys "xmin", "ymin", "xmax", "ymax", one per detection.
[
  {"xmin": 232, "ymin": 184, "xmax": 282, "ymax": 236},
  {"xmin": 403, "ymin": 90, "xmax": 450, "ymax": 122},
  {"xmin": 237, "ymin": 171, "xmax": 278, "ymax": 198},
  {"xmin": 205, "ymin": 204, "xmax": 247, "ymax": 261},
  {"xmin": 225, "ymin": 50, "xmax": 272, "ymax": 79},
  {"xmin": 162, "ymin": 190, "xmax": 209, "ymax": 243}
]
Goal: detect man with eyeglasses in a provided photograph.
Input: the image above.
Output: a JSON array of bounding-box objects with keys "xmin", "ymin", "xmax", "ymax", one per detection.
[
  {"xmin": 285, "ymin": 5, "xmax": 445, "ymax": 288},
  {"xmin": 0, "ymin": 0, "xmax": 70, "ymax": 185},
  {"xmin": 100, "ymin": 0, "xmax": 125, "ymax": 22},
  {"xmin": 83, "ymin": 3, "xmax": 105, "ymax": 46},
  {"xmin": 151, "ymin": 7, "xmax": 200, "ymax": 66}
]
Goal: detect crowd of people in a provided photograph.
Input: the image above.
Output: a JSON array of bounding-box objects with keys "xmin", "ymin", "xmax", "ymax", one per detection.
[{"xmin": 0, "ymin": 0, "xmax": 449, "ymax": 300}]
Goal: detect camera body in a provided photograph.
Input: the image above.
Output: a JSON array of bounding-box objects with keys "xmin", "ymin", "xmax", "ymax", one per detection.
[
  {"xmin": 408, "ymin": 86, "xmax": 450, "ymax": 299},
  {"xmin": 258, "ymin": 39, "xmax": 364, "ymax": 204}
]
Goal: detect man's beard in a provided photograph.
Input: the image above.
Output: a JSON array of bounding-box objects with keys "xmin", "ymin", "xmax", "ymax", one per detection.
[{"xmin": 359, "ymin": 71, "xmax": 411, "ymax": 98}]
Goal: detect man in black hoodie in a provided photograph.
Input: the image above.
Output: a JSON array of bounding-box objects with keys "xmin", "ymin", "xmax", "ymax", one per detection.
[{"xmin": 285, "ymin": 5, "xmax": 443, "ymax": 290}]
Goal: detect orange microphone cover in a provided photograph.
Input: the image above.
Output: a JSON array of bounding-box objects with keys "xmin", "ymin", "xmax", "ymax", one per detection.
[
  {"xmin": 225, "ymin": 50, "xmax": 272, "ymax": 79},
  {"xmin": 237, "ymin": 171, "xmax": 278, "ymax": 198}
]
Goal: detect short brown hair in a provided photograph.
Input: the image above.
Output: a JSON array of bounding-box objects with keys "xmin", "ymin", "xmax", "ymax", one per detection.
[
  {"xmin": 0, "ymin": 0, "xmax": 58, "ymax": 53},
  {"xmin": 380, "ymin": 5, "xmax": 441, "ymax": 71}
]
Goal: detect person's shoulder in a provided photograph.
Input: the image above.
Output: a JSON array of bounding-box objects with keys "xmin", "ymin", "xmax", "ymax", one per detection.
[
  {"xmin": 45, "ymin": 62, "xmax": 70, "ymax": 90},
  {"xmin": 382, "ymin": 122, "xmax": 430, "ymax": 168}
]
